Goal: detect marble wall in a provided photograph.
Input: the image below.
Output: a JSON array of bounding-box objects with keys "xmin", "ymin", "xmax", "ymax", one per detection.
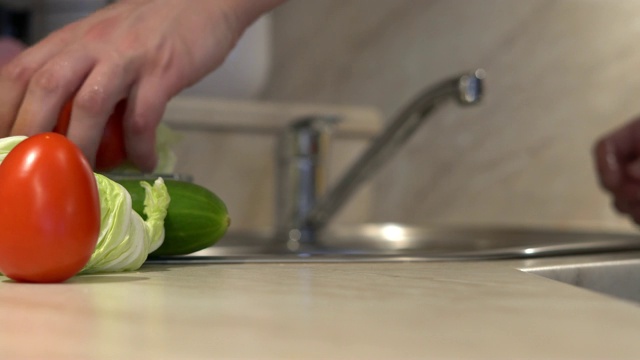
[{"xmin": 259, "ymin": 0, "xmax": 640, "ymax": 232}]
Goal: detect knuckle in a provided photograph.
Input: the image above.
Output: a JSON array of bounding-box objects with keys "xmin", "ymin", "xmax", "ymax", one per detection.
[
  {"xmin": 1, "ymin": 60, "xmax": 34, "ymax": 86},
  {"xmin": 128, "ymin": 94, "xmax": 168, "ymax": 136},
  {"xmin": 82, "ymin": 17, "xmax": 118, "ymax": 43},
  {"xmin": 119, "ymin": 34, "xmax": 141, "ymax": 53},
  {"xmin": 105, "ymin": 54, "xmax": 127, "ymax": 78},
  {"xmin": 129, "ymin": 111, "xmax": 156, "ymax": 135},
  {"xmin": 75, "ymin": 86, "xmax": 109, "ymax": 116},
  {"xmin": 32, "ymin": 68, "xmax": 63, "ymax": 93}
]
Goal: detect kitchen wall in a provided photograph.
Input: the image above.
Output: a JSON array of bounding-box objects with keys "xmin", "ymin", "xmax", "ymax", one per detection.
[
  {"xmin": 13, "ymin": 0, "xmax": 635, "ymax": 233},
  {"xmin": 259, "ymin": 0, "xmax": 640, "ymax": 232}
]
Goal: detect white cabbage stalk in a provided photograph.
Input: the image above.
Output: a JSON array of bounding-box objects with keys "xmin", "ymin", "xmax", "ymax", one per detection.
[
  {"xmin": 0, "ymin": 136, "xmax": 171, "ymax": 274},
  {"xmin": 82, "ymin": 175, "xmax": 170, "ymax": 273}
]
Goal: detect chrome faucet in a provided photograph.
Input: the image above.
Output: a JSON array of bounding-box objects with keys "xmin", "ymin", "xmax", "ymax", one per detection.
[{"xmin": 276, "ymin": 69, "xmax": 485, "ymax": 250}]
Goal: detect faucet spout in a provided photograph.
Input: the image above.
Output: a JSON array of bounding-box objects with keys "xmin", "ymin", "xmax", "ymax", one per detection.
[
  {"xmin": 304, "ymin": 69, "xmax": 486, "ymax": 232},
  {"xmin": 275, "ymin": 69, "xmax": 485, "ymax": 249}
]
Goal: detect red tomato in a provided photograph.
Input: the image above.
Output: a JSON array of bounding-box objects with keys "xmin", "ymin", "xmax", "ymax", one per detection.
[
  {"xmin": 55, "ymin": 98, "xmax": 127, "ymax": 172},
  {"xmin": 53, "ymin": 99, "xmax": 73, "ymax": 134},
  {"xmin": 95, "ymin": 100, "xmax": 127, "ymax": 171},
  {"xmin": 0, "ymin": 133, "xmax": 101, "ymax": 282}
]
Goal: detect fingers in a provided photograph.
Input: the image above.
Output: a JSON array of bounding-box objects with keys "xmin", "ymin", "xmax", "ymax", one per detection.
[
  {"xmin": 0, "ymin": 29, "xmax": 75, "ymax": 135},
  {"xmin": 122, "ymin": 79, "xmax": 168, "ymax": 172},
  {"xmin": 0, "ymin": 50, "xmax": 40, "ymax": 135},
  {"xmin": 594, "ymin": 138, "xmax": 623, "ymax": 191},
  {"xmin": 609, "ymin": 181, "xmax": 640, "ymax": 222},
  {"xmin": 66, "ymin": 61, "xmax": 137, "ymax": 166},
  {"xmin": 11, "ymin": 51, "xmax": 96, "ymax": 136},
  {"xmin": 593, "ymin": 118, "xmax": 640, "ymax": 223},
  {"xmin": 0, "ymin": 0, "xmax": 235, "ymax": 172},
  {"xmin": 594, "ymin": 118, "xmax": 640, "ymax": 191}
]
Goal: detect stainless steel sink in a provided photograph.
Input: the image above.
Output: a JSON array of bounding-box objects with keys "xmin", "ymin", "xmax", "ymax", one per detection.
[
  {"xmin": 523, "ymin": 252, "xmax": 640, "ymax": 304},
  {"xmin": 146, "ymin": 223, "xmax": 640, "ymax": 264}
]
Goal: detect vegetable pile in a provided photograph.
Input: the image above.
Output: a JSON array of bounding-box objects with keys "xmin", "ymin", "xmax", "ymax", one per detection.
[
  {"xmin": 0, "ymin": 132, "xmax": 224, "ymax": 283},
  {"xmin": 0, "ymin": 123, "xmax": 230, "ymax": 283}
]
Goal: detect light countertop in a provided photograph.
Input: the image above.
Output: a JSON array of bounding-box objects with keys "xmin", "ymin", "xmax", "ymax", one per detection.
[{"xmin": 1, "ymin": 255, "xmax": 640, "ymax": 359}]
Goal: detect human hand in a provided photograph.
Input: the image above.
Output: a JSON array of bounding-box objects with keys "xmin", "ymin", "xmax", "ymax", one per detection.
[
  {"xmin": 0, "ymin": 0, "xmax": 283, "ymax": 171},
  {"xmin": 594, "ymin": 117, "xmax": 640, "ymax": 223}
]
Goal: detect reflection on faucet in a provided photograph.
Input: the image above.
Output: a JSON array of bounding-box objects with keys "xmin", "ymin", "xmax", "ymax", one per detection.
[{"xmin": 277, "ymin": 69, "xmax": 485, "ymax": 250}]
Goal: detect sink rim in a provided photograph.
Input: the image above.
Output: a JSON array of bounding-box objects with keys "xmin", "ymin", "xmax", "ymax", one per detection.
[
  {"xmin": 520, "ymin": 251, "xmax": 640, "ymax": 305},
  {"xmin": 146, "ymin": 223, "xmax": 640, "ymax": 264}
]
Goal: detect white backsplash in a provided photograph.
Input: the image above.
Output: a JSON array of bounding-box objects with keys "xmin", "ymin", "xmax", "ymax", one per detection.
[{"xmin": 258, "ymin": 0, "xmax": 640, "ymax": 232}]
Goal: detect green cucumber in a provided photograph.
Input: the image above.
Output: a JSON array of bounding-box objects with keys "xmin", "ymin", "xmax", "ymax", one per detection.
[{"xmin": 115, "ymin": 178, "xmax": 230, "ymax": 256}]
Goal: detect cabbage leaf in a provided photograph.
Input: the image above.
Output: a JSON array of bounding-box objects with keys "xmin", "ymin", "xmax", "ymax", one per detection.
[{"xmin": 82, "ymin": 175, "xmax": 170, "ymax": 273}]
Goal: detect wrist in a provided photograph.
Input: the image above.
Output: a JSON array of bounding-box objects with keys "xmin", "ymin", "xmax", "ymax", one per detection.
[{"xmin": 219, "ymin": 0, "xmax": 287, "ymax": 29}]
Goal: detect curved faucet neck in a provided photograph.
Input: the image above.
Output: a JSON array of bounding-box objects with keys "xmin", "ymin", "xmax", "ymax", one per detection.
[{"xmin": 276, "ymin": 69, "xmax": 485, "ymax": 247}]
